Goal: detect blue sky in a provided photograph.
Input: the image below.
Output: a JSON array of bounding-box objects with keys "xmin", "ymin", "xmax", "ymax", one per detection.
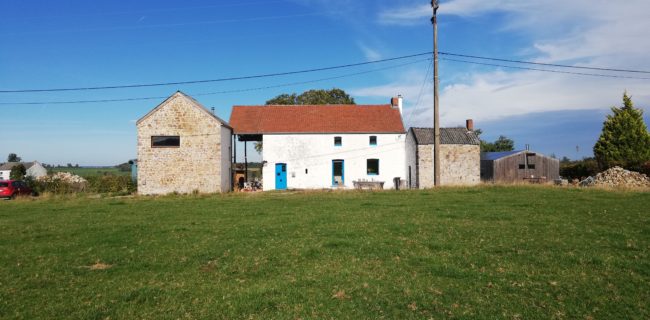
[{"xmin": 1, "ymin": 0, "xmax": 649, "ymax": 165}]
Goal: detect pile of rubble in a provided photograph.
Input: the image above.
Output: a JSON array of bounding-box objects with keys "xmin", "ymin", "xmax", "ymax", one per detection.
[
  {"xmin": 37, "ymin": 172, "xmax": 87, "ymax": 184},
  {"xmin": 580, "ymin": 166, "xmax": 650, "ymax": 188}
]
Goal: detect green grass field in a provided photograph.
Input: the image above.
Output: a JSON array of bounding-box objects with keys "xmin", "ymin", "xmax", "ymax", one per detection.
[
  {"xmin": 50, "ymin": 167, "xmax": 130, "ymax": 178},
  {"xmin": 1, "ymin": 187, "xmax": 648, "ymax": 319}
]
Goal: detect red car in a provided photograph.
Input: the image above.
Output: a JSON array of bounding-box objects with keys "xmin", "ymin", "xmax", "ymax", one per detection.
[{"xmin": 0, "ymin": 180, "xmax": 33, "ymax": 199}]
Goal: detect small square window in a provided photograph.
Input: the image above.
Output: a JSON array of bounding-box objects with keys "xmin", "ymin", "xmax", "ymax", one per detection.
[
  {"xmin": 369, "ymin": 136, "xmax": 377, "ymax": 146},
  {"xmin": 367, "ymin": 159, "xmax": 379, "ymax": 175},
  {"xmin": 519, "ymin": 164, "xmax": 525, "ymax": 169},
  {"xmin": 152, "ymin": 136, "xmax": 180, "ymax": 147},
  {"xmin": 334, "ymin": 136, "xmax": 342, "ymax": 146},
  {"xmin": 528, "ymin": 164, "xmax": 536, "ymax": 169}
]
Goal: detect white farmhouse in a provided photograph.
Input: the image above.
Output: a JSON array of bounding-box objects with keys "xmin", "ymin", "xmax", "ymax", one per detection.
[
  {"xmin": 229, "ymin": 97, "xmax": 409, "ymax": 190},
  {"xmin": 0, "ymin": 161, "xmax": 47, "ymax": 180}
]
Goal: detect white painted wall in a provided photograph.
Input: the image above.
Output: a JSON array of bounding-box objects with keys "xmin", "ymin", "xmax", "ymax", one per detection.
[
  {"xmin": 26, "ymin": 162, "xmax": 47, "ymax": 178},
  {"xmin": 262, "ymin": 133, "xmax": 406, "ymax": 190},
  {"xmin": 220, "ymin": 126, "xmax": 232, "ymax": 192},
  {"xmin": 0, "ymin": 170, "xmax": 9, "ymax": 180}
]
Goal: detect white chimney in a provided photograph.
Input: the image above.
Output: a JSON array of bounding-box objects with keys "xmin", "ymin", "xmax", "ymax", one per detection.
[{"xmin": 397, "ymin": 94, "xmax": 403, "ymax": 115}]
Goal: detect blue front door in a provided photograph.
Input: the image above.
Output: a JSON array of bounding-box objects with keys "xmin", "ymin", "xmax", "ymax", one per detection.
[
  {"xmin": 275, "ymin": 163, "xmax": 287, "ymax": 190},
  {"xmin": 332, "ymin": 160, "xmax": 344, "ymax": 187}
]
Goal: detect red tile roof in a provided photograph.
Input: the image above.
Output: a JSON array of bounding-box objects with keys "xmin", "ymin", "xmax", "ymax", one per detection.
[{"xmin": 229, "ymin": 104, "xmax": 405, "ymax": 134}]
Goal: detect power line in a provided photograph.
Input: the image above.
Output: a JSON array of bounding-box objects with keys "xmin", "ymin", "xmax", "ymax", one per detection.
[
  {"xmin": 3, "ymin": 50, "xmax": 648, "ymax": 95},
  {"xmin": 0, "ymin": 59, "xmax": 431, "ymax": 105},
  {"xmin": 405, "ymin": 59, "xmax": 432, "ymax": 126},
  {"xmin": 441, "ymin": 57, "xmax": 650, "ymax": 80},
  {"xmin": 439, "ymin": 51, "xmax": 650, "ymax": 74},
  {"xmin": 0, "ymin": 52, "xmax": 433, "ymax": 94}
]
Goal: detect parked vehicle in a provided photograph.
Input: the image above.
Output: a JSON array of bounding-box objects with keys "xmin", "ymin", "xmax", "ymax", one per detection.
[{"xmin": 0, "ymin": 180, "xmax": 33, "ymax": 199}]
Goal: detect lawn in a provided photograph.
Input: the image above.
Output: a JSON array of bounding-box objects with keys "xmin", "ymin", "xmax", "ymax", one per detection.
[{"xmin": 1, "ymin": 187, "xmax": 648, "ymax": 319}]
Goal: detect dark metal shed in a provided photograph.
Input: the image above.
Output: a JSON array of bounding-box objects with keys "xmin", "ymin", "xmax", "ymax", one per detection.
[{"xmin": 481, "ymin": 150, "xmax": 560, "ymax": 183}]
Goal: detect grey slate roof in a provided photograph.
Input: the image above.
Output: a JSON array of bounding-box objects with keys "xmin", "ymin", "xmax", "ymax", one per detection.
[
  {"xmin": 0, "ymin": 162, "xmax": 36, "ymax": 171},
  {"xmin": 410, "ymin": 127, "xmax": 480, "ymax": 145}
]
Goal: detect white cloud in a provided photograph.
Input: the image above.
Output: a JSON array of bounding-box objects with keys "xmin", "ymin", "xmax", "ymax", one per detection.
[
  {"xmin": 357, "ymin": 43, "xmax": 382, "ymax": 61},
  {"xmin": 377, "ymin": 3, "xmax": 430, "ymax": 26},
  {"xmin": 366, "ymin": 0, "xmax": 650, "ymax": 128}
]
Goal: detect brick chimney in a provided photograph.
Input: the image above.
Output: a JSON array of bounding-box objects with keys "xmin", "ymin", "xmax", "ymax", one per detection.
[
  {"xmin": 390, "ymin": 95, "xmax": 403, "ymax": 115},
  {"xmin": 466, "ymin": 119, "xmax": 474, "ymax": 131}
]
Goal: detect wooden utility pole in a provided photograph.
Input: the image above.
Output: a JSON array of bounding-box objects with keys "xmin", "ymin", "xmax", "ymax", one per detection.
[{"xmin": 432, "ymin": 0, "xmax": 441, "ymax": 186}]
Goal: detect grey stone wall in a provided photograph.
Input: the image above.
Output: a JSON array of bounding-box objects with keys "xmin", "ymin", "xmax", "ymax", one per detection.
[
  {"xmin": 417, "ymin": 144, "xmax": 480, "ymax": 187},
  {"xmin": 417, "ymin": 145, "xmax": 434, "ymax": 188},
  {"xmin": 137, "ymin": 93, "xmax": 226, "ymax": 195}
]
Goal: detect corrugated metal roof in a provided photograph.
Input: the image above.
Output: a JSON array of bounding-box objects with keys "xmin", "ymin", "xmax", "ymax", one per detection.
[
  {"xmin": 480, "ymin": 150, "xmax": 523, "ymax": 161},
  {"xmin": 410, "ymin": 127, "xmax": 480, "ymax": 145}
]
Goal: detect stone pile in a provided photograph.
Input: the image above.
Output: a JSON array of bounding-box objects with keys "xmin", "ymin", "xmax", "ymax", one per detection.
[
  {"xmin": 580, "ymin": 166, "xmax": 650, "ymax": 188},
  {"xmin": 37, "ymin": 172, "xmax": 87, "ymax": 184}
]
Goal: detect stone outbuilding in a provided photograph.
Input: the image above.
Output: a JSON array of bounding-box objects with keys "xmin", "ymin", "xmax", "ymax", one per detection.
[
  {"xmin": 136, "ymin": 91, "xmax": 232, "ymax": 195},
  {"xmin": 406, "ymin": 122, "xmax": 481, "ymax": 188}
]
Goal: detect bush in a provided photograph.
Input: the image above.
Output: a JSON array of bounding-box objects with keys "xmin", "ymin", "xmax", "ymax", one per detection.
[
  {"xmin": 10, "ymin": 164, "xmax": 26, "ymax": 180},
  {"xmin": 33, "ymin": 172, "xmax": 135, "ymax": 195},
  {"xmin": 560, "ymin": 158, "xmax": 599, "ymax": 180},
  {"xmin": 641, "ymin": 161, "xmax": 650, "ymax": 176},
  {"xmin": 85, "ymin": 175, "xmax": 136, "ymax": 194},
  {"xmin": 34, "ymin": 177, "xmax": 87, "ymax": 195}
]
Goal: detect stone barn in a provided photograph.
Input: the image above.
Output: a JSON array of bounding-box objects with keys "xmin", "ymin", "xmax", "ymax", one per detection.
[
  {"xmin": 406, "ymin": 121, "xmax": 481, "ymax": 187},
  {"xmin": 136, "ymin": 91, "xmax": 232, "ymax": 195},
  {"xmin": 481, "ymin": 150, "xmax": 560, "ymax": 183}
]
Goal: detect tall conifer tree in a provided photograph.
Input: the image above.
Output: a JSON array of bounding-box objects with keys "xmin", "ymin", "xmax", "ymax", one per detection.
[{"xmin": 594, "ymin": 93, "xmax": 650, "ymax": 171}]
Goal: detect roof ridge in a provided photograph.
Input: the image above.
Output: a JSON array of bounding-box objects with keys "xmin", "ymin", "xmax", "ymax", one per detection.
[
  {"xmin": 232, "ymin": 104, "xmax": 392, "ymax": 107},
  {"xmin": 137, "ymin": 91, "xmax": 232, "ymax": 129}
]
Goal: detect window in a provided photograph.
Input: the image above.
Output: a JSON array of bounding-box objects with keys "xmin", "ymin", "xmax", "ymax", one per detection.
[
  {"xmin": 519, "ymin": 164, "xmax": 525, "ymax": 169},
  {"xmin": 151, "ymin": 136, "xmax": 180, "ymax": 147},
  {"xmin": 305, "ymin": 169, "xmax": 308, "ymax": 174},
  {"xmin": 334, "ymin": 136, "xmax": 342, "ymax": 146},
  {"xmin": 528, "ymin": 164, "xmax": 536, "ymax": 169},
  {"xmin": 369, "ymin": 136, "xmax": 377, "ymax": 146},
  {"xmin": 367, "ymin": 159, "xmax": 379, "ymax": 175}
]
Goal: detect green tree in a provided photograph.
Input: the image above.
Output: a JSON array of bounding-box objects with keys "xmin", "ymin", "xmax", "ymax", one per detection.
[
  {"xmin": 7, "ymin": 153, "xmax": 21, "ymax": 162},
  {"xmin": 256, "ymin": 88, "xmax": 357, "ymax": 152},
  {"xmin": 254, "ymin": 142, "xmax": 263, "ymax": 153},
  {"xmin": 10, "ymin": 164, "xmax": 26, "ymax": 180},
  {"xmin": 266, "ymin": 88, "xmax": 355, "ymax": 105},
  {"xmin": 265, "ymin": 93, "xmax": 297, "ymax": 105},
  {"xmin": 593, "ymin": 92, "xmax": 650, "ymax": 171},
  {"xmin": 476, "ymin": 130, "xmax": 515, "ymax": 152}
]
